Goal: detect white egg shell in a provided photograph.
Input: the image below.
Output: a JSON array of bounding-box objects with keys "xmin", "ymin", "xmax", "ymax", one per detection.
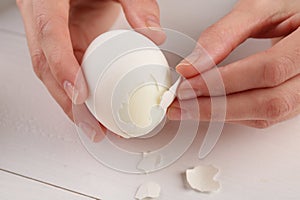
[
  {"xmin": 186, "ymin": 165, "xmax": 220, "ymax": 193},
  {"xmin": 135, "ymin": 182, "xmax": 161, "ymax": 200},
  {"xmin": 81, "ymin": 30, "xmax": 174, "ymax": 138}
]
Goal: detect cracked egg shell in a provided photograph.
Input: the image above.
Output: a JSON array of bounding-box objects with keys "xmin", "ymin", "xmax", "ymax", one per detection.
[{"xmin": 81, "ymin": 30, "xmax": 173, "ymax": 138}]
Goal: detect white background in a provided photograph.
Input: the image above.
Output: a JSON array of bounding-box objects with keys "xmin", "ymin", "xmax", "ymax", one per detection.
[{"xmin": 0, "ymin": 1, "xmax": 299, "ymax": 200}]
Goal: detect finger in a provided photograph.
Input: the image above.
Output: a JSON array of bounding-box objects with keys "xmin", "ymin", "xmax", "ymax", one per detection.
[
  {"xmin": 228, "ymin": 107, "xmax": 300, "ymax": 129},
  {"xmin": 17, "ymin": 1, "xmax": 70, "ymax": 110},
  {"xmin": 32, "ymin": 0, "xmax": 88, "ymax": 104},
  {"xmin": 73, "ymin": 104, "xmax": 106, "ymax": 143},
  {"xmin": 175, "ymin": 9, "xmax": 259, "ymax": 78},
  {"xmin": 40, "ymin": 65, "xmax": 74, "ymax": 120},
  {"xmin": 40, "ymin": 66, "xmax": 105, "ymax": 143},
  {"xmin": 168, "ymin": 75, "xmax": 300, "ymax": 121},
  {"xmin": 37, "ymin": 61, "xmax": 106, "ymax": 143},
  {"xmin": 177, "ymin": 29, "xmax": 300, "ymax": 98},
  {"xmin": 17, "ymin": 0, "xmax": 39, "ymax": 58},
  {"xmin": 256, "ymin": 13, "xmax": 300, "ymax": 38},
  {"xmin": 69, "ymin": 0, "xmax": 121, "ymax": 63},
  {"xmin": 119, "ymin": 0, "xmax": 166, "ymax": 45},
  {"xmin": 17, "ymin": 0, "xmax": 72, "ymax": 116},
  {"xmin": 17, "ymin": 1, "xmax": 104, "ymax": 142},
  {"xmin": 175, "ymin": 2, "xmax": 291, "ymax": 78},
  {"xmin": 271, "ymin": 37, "xmax": 284, "ymax": 46},
  {"xmin": 168, "ymin": 94, "xmax": 259, "ymax": 122}
]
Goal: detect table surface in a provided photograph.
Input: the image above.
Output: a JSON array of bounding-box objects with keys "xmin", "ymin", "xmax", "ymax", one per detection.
[{"xmin": 1, "ymin": 2, "xmax": 300, "ymax": 200}]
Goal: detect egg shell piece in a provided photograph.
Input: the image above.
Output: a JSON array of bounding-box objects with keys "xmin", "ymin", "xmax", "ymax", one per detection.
[
  {"xmin": 186, "ymin": 165, "xmax": 220, "ymax": 193},
  {"xmin": 160, "ymin": 77, "xmax": 182, "ymax": 110},
  {"xmin": 135, "ymin": 182, "xmax": 161, "ymax": 200}
]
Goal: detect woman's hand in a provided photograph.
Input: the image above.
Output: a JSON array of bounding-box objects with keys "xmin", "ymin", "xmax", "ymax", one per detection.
[
  {"xmin": 17, "ymin": 0, "xmax": 165, "ymax": 140},
  {"xmin": 168, "ymin": 0, "xmax": 300, "ymax": 128}
]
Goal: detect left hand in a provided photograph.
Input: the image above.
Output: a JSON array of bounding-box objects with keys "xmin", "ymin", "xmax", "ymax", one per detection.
[
  {"xmin": 17, "ymin": 0, "xmax": 165, "ymax": 141},
  {"xmin": 168, "ymin": 0, "xmax": 300, "ymax": 128}
]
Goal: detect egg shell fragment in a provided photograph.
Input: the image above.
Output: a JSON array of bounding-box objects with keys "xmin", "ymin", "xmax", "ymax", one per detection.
[
  {"xmin": 186, "ymin": 165, "xmax": 220, "ymax": 193},
  {"xmin": 135, "ymin": 182, "xmax": 161, "ymax": 200}
]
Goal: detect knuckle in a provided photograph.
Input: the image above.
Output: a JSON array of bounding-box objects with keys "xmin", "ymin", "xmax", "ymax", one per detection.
[
  {"xmin": 206, "ymin": 25, "xmax": 223, "ymax": 40},
  {"xmin": 263, "ymin": 97, "xmax": 290, "ymax": 120},
  {"xmin": 35, "ymin": 14, "xmax": 66, "ymax": 40},
  {"xmin": 31, "ymin": 50, "xmax": 47, "ymax": 81},
  {"xmin": 263, "ymin": 54, "xmax": 296, "ymax": 87},
  {"xmin": 204, "ymin": 25, "xmax": 232, "ymax": 53},
  {"xmin": 35, "ymin": 13, "xmax": 53, "ymax": 39},
  {"xmin": 263, "ymin": 61, "xmax": 286, "ymax": 87},
  {"xmin": 186, "ymin": 46, "xmax": 202, "ymax": 65}
]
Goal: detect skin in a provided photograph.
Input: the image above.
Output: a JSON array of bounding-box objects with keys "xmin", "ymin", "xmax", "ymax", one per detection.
[
  {"xmin": 17, "ymin": 0, "xmax": 166, "ymax": 141},
  {"xmin": 18, "ymin": 0, "xmax": 300, "ymax": 134},
  {"xmin": 168, "ymin": 0, "xmax": 300, "ymax": 128}
]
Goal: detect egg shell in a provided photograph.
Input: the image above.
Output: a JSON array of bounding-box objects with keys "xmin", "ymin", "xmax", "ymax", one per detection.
[
  {"xmin": 186, "ymin": 165, "xmax": 220, "ymax": 193},
  {"xmin": 81, "ymin": 30, "xmax": 171, "ymax": 138}
]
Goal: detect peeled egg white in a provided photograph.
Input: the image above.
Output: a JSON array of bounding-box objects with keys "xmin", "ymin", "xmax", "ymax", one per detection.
[{"xmin": 128, "ymin": 84, "xmax": 167, "ymax": 128}]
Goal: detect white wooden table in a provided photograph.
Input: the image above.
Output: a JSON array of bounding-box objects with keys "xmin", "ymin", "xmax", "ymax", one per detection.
[{"xmin": 1, "ymin": 1, "xmax": 299, "ymax": 200}]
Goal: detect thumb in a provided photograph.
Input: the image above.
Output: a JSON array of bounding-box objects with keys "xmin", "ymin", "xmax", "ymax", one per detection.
[{"xmin": 119, "ymin": 0, "xmax": 166, "ymax": 45}]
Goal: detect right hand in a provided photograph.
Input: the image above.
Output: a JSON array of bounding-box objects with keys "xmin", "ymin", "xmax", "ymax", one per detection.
[{"xmin": 17, "ymin": 0, "xmax": 165, "ymax": 141}]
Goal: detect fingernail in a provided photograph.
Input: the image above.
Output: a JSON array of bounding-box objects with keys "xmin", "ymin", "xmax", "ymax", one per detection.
[
  {"xmin": 178, "ymin": 89, "xmax": 198, "ymax": 100},
  {"xmin": 175, "ymin": 53, "xmax": 199, "ymax": 75},
  {"xmin": 144, "ymin": 16, "xmax": 166, "ymax": 45},
  {"xmin": 64, "ymin": 70, "xmax": 88, "ymax": 105},
  {"xmin": 78, "ymin": 122, "xmax": 104, "ymax": 143},
  {"xmin": 177, "ymin": 49, "xmax": 215, "ymax": 73},
  {"xmin": 176, "ymin": 51, "xmax": 199, "ymax": 69},
  {"xmin": 177, "ymin": 80, "xmax": 201, "ymax": 100},
  {"xmin": 63, "ymin": 80, "xmax": 79, "ymax": 103},
  {"xmin": 74, "ymin": 69, "xmax": 88, "ymax": 104},
  {"xmin": 176, "ymin": 61, "xmax": 191, "ymax": 67},
  {"xmin": 146, "ymin": 18, "xmax": 162, "ymax": 31}
]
